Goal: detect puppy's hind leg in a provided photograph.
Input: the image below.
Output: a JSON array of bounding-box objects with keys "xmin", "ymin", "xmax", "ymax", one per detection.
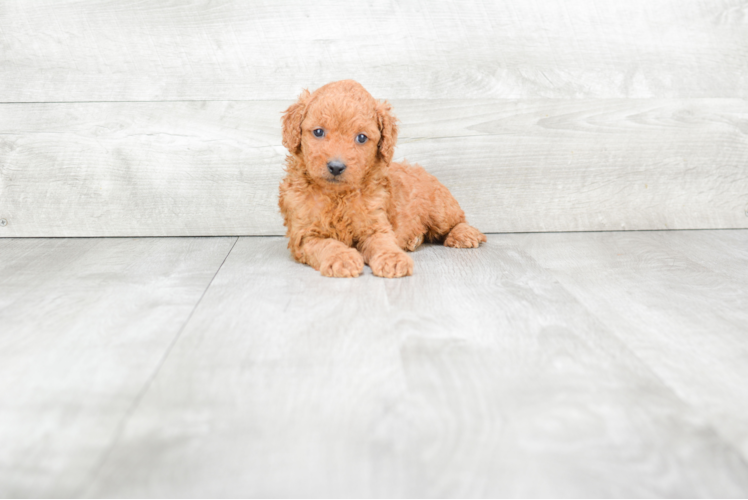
[
  {"xmin": 404, "ymin": 233, "xmax": 424, "ymax": 252},
  {"xmin": 426, "ymin": 182, "xmax": 487, "ymax": 249},
  {"xmin": 393, "ymin": 225, "xmax": 425, "ymax": 252},
  {"xmin": 444, "ymin": 222, "xmax": 487, "ymax": 248}
]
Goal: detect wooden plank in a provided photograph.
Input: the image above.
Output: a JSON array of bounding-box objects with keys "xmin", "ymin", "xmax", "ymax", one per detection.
[
  {"xmin": 510, "ymin": 230, "xmax": 748, "ymax": 460},
  {"xmin": 0, "ymin": 237, "xmax": 236, "ymax": 497},
  {"xmin": 1, "ymin": 0, "xmax": 747, "ymax": 101},
  {"xmin": 1, "ymin": 99, "xmax": 746, "ymax": 236},
  {"xmin": 398, "ymin": 99, "xmax": 748, "ymax": 232},
  {"xmin": 0, "ymin": 101, "xmax": 286, "ymax": 237},
  {"xmin": 83, "ymin": 235, "xmax": 748, "ymax": 497}
]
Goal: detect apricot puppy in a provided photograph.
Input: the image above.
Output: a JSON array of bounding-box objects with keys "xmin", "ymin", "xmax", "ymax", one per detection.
[{"xmin": 279, "ymin": 80, "xmax": 486, "ymax": 278}]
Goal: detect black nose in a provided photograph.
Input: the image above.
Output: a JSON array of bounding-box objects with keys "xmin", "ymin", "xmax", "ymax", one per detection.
[{"xmin": 327, "ymin": 160, "xmax": 347, "ymax": 176}]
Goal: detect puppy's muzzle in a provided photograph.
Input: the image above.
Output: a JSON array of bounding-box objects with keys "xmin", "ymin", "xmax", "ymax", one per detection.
[{"xmin": 327, "ymin": 160, "xmax": 347, "ymax": 176}]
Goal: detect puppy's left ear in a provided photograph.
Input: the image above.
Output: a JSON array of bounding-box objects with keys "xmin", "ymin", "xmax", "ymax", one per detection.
[
  {"xmin": 282, "ymin": 89, "xmax": 311, "ymax": 154},
  {"xmin": 376, "ymin": 101, "xmax": 398, "ymax": 165}
]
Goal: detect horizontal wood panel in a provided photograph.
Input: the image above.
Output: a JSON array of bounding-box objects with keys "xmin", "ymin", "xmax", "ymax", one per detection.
[
  {"xmin": 1, "ymin": 99, "xmax": 746, "ymax": 236},
  {"xmin": 1, "ymin": 0, "xmax": 747, "ymax": 101}
]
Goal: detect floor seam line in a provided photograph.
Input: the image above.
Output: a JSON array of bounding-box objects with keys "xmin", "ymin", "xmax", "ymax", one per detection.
[{"xmin": 77, "ymin": 236, "xmax": 239, "ymax": 497}]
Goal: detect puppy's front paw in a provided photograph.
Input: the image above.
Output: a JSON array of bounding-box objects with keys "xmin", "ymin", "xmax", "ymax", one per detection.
[
  {"xmin": 370, "ymin": 251, "xmax": 413, "ymax": 278},
  {"xmin": 320, "ymin": 248, "xmax": 364, "ymax": 278},
  {"xmin": 444, "ymin": 223, "xmax": 487, "ymax": 249}
]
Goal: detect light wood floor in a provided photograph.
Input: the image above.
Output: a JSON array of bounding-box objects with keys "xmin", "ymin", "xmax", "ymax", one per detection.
[{"xmin": 1, "ymin": 231, "xmax": 747, "ymax": 497}]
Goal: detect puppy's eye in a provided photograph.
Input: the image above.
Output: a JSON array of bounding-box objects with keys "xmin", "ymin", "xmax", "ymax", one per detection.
[
  {"xmin": 355, "ymin": 134, "xmax": 368, "ymax": 144},
  {"xmin": 313, "ymin": 128, "xmax": 325, "ymax": 138}
]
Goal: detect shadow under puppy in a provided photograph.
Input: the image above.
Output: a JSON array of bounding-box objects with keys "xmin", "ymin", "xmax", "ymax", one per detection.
[{"xmin": 279, "ymin": 79, "xmax": 486, "ymax": 278}]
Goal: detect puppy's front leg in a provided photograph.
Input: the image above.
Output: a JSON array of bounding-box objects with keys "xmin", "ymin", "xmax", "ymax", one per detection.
[
  {"xmin": 299, "ymin": 237, "xmax": 364, "ymax": 278},
  {"xmin": 359, "ymin": 232, "xmax": 414, "ymax": 278}
]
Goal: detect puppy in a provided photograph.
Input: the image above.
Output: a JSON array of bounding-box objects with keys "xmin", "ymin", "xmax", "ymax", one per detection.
[{"xmin": 279, "ymin": 80, "xmax": 486, "ymax": 278}]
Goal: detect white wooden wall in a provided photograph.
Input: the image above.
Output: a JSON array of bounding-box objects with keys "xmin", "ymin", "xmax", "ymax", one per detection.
[{"xmin": 1, "ymin": 0, "xmax": 746, "ymax": 236}]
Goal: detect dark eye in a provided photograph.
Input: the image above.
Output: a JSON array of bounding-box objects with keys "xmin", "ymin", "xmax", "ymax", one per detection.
[
  {"xmin": 355, "ymin": 134, "xmax": 368, "ymax": 144},
  {"xmin": 313, "ymin": 128, "xmax": 325, "ymax": 138}
]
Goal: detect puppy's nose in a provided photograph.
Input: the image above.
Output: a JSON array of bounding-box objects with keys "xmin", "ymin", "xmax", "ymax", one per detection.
[{"xmin": 327, "ymin": 160, "xmax": 347, "ymax": 176}]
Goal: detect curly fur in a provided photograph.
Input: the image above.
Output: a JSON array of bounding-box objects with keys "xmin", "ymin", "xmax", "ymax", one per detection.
[{"xmin": 279, "ymin": 80, "xmax": 486, "ymax": 278}]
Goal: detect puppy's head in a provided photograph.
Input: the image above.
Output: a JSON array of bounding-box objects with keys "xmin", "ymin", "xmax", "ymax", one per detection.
[{"xmin": 282, "ymin": 80, "xmax": 397, "ymax": 188}]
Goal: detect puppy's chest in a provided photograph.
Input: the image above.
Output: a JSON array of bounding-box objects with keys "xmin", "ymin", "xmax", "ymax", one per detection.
[{"xmin": 308, "ymin": 193, "xmax": 383, "ymax": 239}]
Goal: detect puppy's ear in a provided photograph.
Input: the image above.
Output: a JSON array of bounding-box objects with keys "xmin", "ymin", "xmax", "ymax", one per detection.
[
  {"xmin": 281, "ymin": 89, "xmax": 311, "ymax": 154},
  {"xmin": 376, "ymin": 101, "xmax": 398, "ymax": 165}
]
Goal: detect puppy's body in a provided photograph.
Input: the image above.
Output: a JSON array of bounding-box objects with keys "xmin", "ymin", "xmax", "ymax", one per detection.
[{"xmin": 279, "ymin": 80, "xmax": 485, "ymax": 278}]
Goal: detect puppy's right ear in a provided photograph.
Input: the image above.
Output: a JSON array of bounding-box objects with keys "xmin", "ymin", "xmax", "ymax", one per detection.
[{"xmin": 281, "ymin": 89, "xmax": 311, "ymax": 154}]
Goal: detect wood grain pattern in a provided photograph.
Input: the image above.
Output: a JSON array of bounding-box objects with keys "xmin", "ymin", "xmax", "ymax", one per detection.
[
  {"xmin": 83, "ymin": 234, "xmax": 748, "ymax": 497},
  {"xmin": 0, "ymin": 101, "xmax": 285, "ymax": 237},
  {"xmin": 0, "ymin": 237, "xmax": 236, "ymax": 497},
  {"xmin": 511, "ymin": 230, "xmax": 748, "ymax": 461},
  {"xmin": 1, "ymin": 99, "xmax": 746, "ymax": 236},
  {"xmin": 1, "ymin": 0, "xmax": 747, "ymax": 101}
]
